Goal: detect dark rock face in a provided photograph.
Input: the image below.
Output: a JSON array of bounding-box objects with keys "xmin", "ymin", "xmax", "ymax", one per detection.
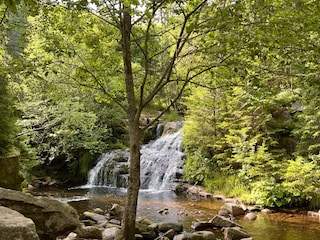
[
  {"xmin": 0, "ymin": 187, "xmax": 81, "ymax": 240},
  {"xmin": 0, "ymin": 206, "xmax": 40, "ymax": 240},
  {"xmin": 0, "ymin": 152, "xmax": 23, "ymax": 190}
]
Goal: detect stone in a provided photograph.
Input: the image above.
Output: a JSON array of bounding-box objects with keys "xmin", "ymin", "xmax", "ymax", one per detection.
[
  {"xmin": 189, "ymin": 231, "xmax": 215, "ymax": 240},
  {"xmin": 223, "ymin": 203, "xmax": 245, "ymax": 217},
  {"xmin": 191, "ymin": 221, "xmax": 214, "ymax": 231},
  {"xmin": 102, "ymin": 227, "xmax": 122, "ymax": 240},
  {"xmin": 0, "ymin": 206, "xmax": 40, "ymax": 240},
  {"xmin": 61, "ymin": 232, "xmax": 78, "ymax": 240},
  {"xmin": 83, "ymin": 211, "xmax": 108, "ymax": 224},
  {"xmin": 245, "ymin": 212, "xmax": 257, "ymax": 221},
  {"xmin": 135, "ymin": 218, "xmax": 157, "ymax": 239},
  {"xmin": 135, "ymin": 234, "xmax": 144, "ymax": 240},
  {"xmin": 110, "ymin": 203, "xmax": 125, "ymax": 220},
  {"xmin": 158, "ymin": 222, "xmax": 183, "ymax": 233},
  {"xmin": 261, "ymin": 208, "xmax": 272, "ymax": 214},
  {"xmin": 223, "ymin": 227, "xmax": 250, "ymax": 240},
  {"xmin": 76, "ymin": 225, "xmax": 102, "ymax": 239},
  {"xmin": 93, "ymin": 207, "xmax": 105, "ymax": 214},
  {"xmin": 218, "ymin": 208, "xmax": 230, "ymax": 218},
  {"xmin": 209, "ymin": 215, "xmax": 237, "ymax": 228},
  {"xmin": 0, "ymin": 151, "xmax": 24, "ymax": 190},
  {"xmin": 163, "ymin": 229, "xmax": 175, "ymax": 239},
  {"xmin": 163, "ymin": 121, "xmax": 183, "ymax": 135},
  {"xmin": 173, "ymin": 233, "xmax": 189, "ymax": 240},
  {"xmin": 0, "ymin": 187, "xmax": 80, "ymax": 240}
]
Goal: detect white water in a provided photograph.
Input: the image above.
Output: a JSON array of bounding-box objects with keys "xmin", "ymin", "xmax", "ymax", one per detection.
[
  {"xmin": 140, "ymin": 130, "xmax": 184, "ymax": 190},
  {"xmin": 86, "ymin": 130, "xmax": 184, "ymax": 191}
]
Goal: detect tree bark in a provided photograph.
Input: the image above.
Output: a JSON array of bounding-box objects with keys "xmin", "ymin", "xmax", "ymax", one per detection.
[{"xmin": 120, "ymin": 3, "xmax": 142, "ymax": 240}]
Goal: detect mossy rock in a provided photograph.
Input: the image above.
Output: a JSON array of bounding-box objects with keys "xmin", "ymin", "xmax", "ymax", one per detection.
[{"xmin": 0, "ymin": 149, "xmax": 23, "ymax": 190}]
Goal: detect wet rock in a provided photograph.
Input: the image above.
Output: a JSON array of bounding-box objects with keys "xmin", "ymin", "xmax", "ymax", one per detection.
[
  {"xmin": 218, "ymin": 208, "xmax": 230, "ymax": 218},
  {"xmin": 102, "ymin": 227, "xmax": 121, "ymax": 240},
  {"xmin": 163, "ymin": 121, "xmax": 183, "ymax": 135},
  {"xmin": 223, "ymin": 203, "xmax": 245, "ymax": 217},
  {"xmin": 307, "ymin": 211, "xmax": 319, "ymax": 217},
  {"xmin": 261, "ymin": 208, "xmax": 272, "ymax": 214},
  {"xmin": 223, "ymin": 227, "xmax": 250, "ymax": 240},
  {"xmin": 0, "ymin": 187, "xmax": 80, "ymax": 240},
  {"xmin": 83, "ymin": 211, "xmax": 108, "ymax": 224},
  {"xmin": 247, "ymin": 206, "xmax": 261, "ymax": 212},
  {"xmin": 191, "ymin": 221, "xmax": 214, "ymax": 231},
  {"xmin": 110, "ymin": 203, "xmax": 124, "ymax": 220},
  {"xmin": 244, "ymin": 213, "xmax": 257, "ymax": 221},
  {"xmin": 158, "ymin": 222, "xmax": 183, "ymax": 233},
  {"xmin": 189, "ymin": 231, "xmax": 215, "ymax": 240},
  {"xmin": 0, "ymin": 206, "xmax": 40, "ymax": 240},
  {"xmin": 159, "ymin": 208, "xmax": 169, "ymax": 215},
  {"xmin": 209, "ymin": 215, "xmax": 237, "ymax": 228}
]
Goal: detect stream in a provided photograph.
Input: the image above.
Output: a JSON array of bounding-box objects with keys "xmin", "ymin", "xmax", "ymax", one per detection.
[
  {"xmin": 34, "ymin": 186, "xmax": 320, "ymax": 240},
  {"xmin": 34, "ymin": 130, "xmax": 320, "ymax": 239}
]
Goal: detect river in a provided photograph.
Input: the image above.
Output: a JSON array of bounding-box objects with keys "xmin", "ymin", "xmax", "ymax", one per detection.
[{"xmin": 33, "ymin": 186, "xmax": 320, "ymax": 240}]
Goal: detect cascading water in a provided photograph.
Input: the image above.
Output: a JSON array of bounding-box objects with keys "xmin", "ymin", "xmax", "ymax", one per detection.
[{"xmin": 86, "ymin": 130, "xmax": 184, "ymax": 191}]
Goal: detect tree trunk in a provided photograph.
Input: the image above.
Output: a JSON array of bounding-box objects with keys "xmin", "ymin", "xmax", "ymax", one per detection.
[
  {"xmin": 120, "ymin": 3, "xmax": 142, "ymax": 240},
  {"xmin": 122, "ymin": 125, "xmax": 142, "ymax": 240}
]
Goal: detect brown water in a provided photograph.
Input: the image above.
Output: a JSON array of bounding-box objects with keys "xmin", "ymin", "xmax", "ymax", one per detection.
[{"xmin": 33, "ymin": 187, "xmax": 320, "ymax": 240}]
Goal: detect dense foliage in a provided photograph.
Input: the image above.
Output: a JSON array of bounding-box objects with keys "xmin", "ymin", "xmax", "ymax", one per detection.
[
  {"xmin": 183, "ymin": 0, "xmax": 320, "ymax": 208},
  {"xmin": 1, "ymin": 0, "xmax": 320, "ymax": 209}
]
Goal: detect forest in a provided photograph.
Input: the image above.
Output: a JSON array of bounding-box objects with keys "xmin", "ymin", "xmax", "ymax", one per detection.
[{"xmin": 1, "ymin": 0, "xmax": 320, "ymax": 230}]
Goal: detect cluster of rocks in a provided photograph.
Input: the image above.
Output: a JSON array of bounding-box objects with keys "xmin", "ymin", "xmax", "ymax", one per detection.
[
  {"xmin": 0, "ymin": 186, "xmax": 259, "ymax": 240},
  {"xmin": 72, "ymin": 200, "xmax": 255, "ymax": 240}
]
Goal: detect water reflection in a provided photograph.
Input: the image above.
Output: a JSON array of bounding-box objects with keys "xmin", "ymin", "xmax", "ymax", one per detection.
[{"xmin": 33, "ymin": 186, "xmax": 320, "ymax": 240}]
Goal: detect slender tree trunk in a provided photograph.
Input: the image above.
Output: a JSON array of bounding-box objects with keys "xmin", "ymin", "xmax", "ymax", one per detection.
[{"xmin": 120, "ymin": 3, "xmax": 142, "ymax": 240}]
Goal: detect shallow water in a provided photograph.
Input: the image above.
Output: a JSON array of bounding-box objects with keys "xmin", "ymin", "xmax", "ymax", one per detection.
[{"xmin": 33, "ymin": 187, "xmax": 320, "ymax": 240}]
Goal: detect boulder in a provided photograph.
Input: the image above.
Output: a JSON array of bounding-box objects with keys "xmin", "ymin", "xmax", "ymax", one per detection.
[
  {"xmin": 0, "ymin": 187, "xmax": 80, "ymax": 240},
  {"xmin": 0, "ymin": 151, "xmax": 23, "ymax": 190},
  {"xmin": 135, "ymin": 218, "xmax": 157, "ymax": 239},
  {"xmin": 189, "ymin": 231, "xmax": 215, "ymax": 240},
  {"xmin": 110, "ymin": 203, "xmax": 125, "ymax": 220},
  {"xmin": 76, "ymin": 225, "xmax": 103, "ymax": 239},
  {"xmin": 223, "ymin": 203, "xmax": 245, "ymax": 217},
  {"xmin": 102, "ymin": 227, "xmax": 122, "ymax": 240},
  {"xmin": 163, "ymin": 121, "xmax": 183, "ymax": 135},
  {"xmin": 261, "ymin": 208, "xmax": 272, "ymax": 214},
  {"xmin": 0, "ymin": 206, "xmax": 40, "ymax": 240},
  {"xmin": 61, "ymin": 232, "xmax": 78, "ymax": 240},
  {"xmin": 158, "ymin": 222, "xmax": 183, "ymax": 233},
  {"xmin": 191, "ymin": 221, "xmax": 214, "ymax": 231},
  {"xmin": 163, "ymin": 229, "xmax": 175, "ymax": 239},
  {"xmin": 223, "ymin": 227, "xmax": 250, "ymax": 240},
  {"xmin": 173, "ymin": 233, "xmax": 189, "ymax": 240},
  {"xmin": 244, "ymin": 213, "xmax": 257, "ymax": 221},
  {"xmin": 209, "ymin": 215, "xmax": 237, "ymax": 228},
  {"xmin": 83, "ymin": 211, "xmax": 108, "ymax": 224}
]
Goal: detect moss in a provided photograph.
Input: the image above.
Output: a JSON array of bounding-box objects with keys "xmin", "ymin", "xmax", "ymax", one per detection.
[{"xmin": 0, "ymin": 150, "xmax": 24, "ymax": 190}]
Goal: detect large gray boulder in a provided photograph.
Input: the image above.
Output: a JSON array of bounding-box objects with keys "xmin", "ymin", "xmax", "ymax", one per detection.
[
  {"xmin": 0, "ymin": 187, "xmax": 81, "ymax": 240},
  {"xmin": 0, "ymin": 206, "xmax": 40, "ymax": 240}
]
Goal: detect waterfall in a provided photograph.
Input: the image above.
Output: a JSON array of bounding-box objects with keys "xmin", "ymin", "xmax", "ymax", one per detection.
[{"xmin": 86, "ymin": 130, "xmax": 184, "ymax": 191}]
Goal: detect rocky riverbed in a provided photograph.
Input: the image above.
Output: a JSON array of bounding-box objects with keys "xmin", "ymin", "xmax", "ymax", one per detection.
[{"xmin": 1, "ymin": 186, "xmax": 320, "ymax": 240}]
